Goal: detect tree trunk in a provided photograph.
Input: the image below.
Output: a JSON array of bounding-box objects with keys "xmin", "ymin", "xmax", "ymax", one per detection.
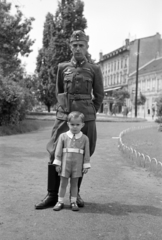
[{"xmin": 47, "ymin": 105, "xmax": 51, "ymax": 112}]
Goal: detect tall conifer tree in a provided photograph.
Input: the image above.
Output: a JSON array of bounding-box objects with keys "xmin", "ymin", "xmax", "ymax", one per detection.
[{"xmin": 36, "ymin": 0, "xmax": 87, "ymax": 112}]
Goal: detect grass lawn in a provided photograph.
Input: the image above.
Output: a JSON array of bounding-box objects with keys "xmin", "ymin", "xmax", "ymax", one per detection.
[
  {"xmin": 0, "ymin": 119, "xmax": 54, "ymax": 136},
  {"xmin": 122, "ymin": 125, "xmax": 162, "ymax": 162}
]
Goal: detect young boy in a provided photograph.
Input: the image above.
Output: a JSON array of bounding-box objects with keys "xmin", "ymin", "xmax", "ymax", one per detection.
[{"xmin": 53, "ymin": 111, "xmax": 90, "ymax": 211}]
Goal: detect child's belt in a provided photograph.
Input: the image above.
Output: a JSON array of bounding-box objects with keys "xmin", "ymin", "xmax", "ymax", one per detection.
[{"xmin": 63, "ymin": 148, "xmax": 84, "ymax": 154}]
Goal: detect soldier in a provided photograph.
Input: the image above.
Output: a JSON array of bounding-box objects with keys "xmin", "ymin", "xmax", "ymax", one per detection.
[{"xmin": 35, "ymin": 30, "xmax": 104, "ymax": 209}]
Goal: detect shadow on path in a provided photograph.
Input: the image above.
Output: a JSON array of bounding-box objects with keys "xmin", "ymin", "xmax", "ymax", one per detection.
[{"xmin": 80, "ymin": 202, "xmax": 162, "ymax": 216}]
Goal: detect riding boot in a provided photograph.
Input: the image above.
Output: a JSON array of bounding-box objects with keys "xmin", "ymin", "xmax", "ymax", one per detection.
[{"xmin": 35, "ymin": 162, "xmax": 60, "ymax": 209}]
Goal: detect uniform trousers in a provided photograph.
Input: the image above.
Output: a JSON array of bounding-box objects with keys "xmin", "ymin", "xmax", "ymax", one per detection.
[{"xmin": 46, "ymin": 118, "xmax": 97, "ymax": 197}]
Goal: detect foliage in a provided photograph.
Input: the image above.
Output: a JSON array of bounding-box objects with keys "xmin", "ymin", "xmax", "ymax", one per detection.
[
  {"xmin": 156, "ymin": 94, "xmax": 162, "ymax": 117},
  {"xmin": 112, "ymin": 89, "xmax": 130, "ymax": 106},
  {"xmin": 0, "ymin": 0, "xmax": 35, "ymax": 125},
  {"xmin": 0, "ymin": 1, "xmax": 35, "ymax": 76},
  {"xmin": 0, "ymin": 74, "xmax": 34, "ymax": 126},
  {"xmin": 36, "ymin": 0, "xmax": 87, "ymax": 112},
  {"xmin": 155, "ymin": 117, "xmax": 162, "ymax": 124},
  {"xmin": 0, "ymin": 76, "xmax": 23, "ymax": 125},
  {"xmin": 137, "ymin": 92, "xmax": 146, "ymax": 106}
]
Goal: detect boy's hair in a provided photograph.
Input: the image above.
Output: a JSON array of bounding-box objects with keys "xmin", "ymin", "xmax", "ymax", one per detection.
[{"xmin": 67, "ymin": 111, "xmax": 85, "ymax": 123}]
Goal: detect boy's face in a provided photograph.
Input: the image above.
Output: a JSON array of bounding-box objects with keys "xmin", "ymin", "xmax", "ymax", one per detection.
[{"xmin": 67, "ymin": 117, "xmax": 84, "ymax": 135}]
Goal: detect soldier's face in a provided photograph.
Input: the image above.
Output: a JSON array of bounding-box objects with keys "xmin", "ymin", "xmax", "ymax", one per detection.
[{"xmin": 70, "ymin": 41, "xmax": 88, "ymax": 61}]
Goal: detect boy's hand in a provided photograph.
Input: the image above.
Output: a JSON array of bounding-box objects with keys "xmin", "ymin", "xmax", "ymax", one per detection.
[
  {"xmin": 55, "ymin": 166, "xmax": 61, "ymax": 173},
  {"xmin": 83, "ymin": 168, "xmax": 88, "ymax": 174}
]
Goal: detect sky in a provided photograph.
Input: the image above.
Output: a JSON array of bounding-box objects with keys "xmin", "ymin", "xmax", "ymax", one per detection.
[{"xmin": 10, "ymin": 0, "xmax": 162, "ymax": 74}]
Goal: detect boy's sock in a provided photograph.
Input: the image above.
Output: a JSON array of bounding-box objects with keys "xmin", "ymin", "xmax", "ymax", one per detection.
[
  {"xmin": 58, "ymin": 197, "xmax": 64, "ymax": 203},
  {"xmin": 71, "ymin": 197, "xmax": 77, "ymax": 203}
]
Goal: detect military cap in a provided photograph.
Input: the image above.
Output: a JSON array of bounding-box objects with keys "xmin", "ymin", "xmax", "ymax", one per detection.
[{"xmin": 70, "ymin": 30, "xmax": 89, "ymax": 43}]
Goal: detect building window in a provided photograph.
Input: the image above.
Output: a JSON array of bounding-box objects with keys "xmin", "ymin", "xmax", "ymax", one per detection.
[
  {"xmin": 152, "ymin": 77, "xmax": 156, "ymax": 91},
  {"xmin": 157, "ymin": 77, "xmax": 162, "ymax": 90},
  {"xmin": 123, "ymin": 74, "xmax": 126, "ymax": 83},
  {"xmin": 142, "ymin": 80, "xmax": 145, "ymax": 91},
  {"xmin": 147, "ymin": 78, "xmax": 150, "ymax": 90},
  {"xmin": 112, "ymin": 75, "xmax": 114, "ymax": 85},
  {"xmin": 111, "ymin": 62, "xmax": 113, "ymax": 72},
  {"xmin": 124, "ymin": 58, "xmax": 127, "ymax": 68},
  {"xmin": 120, "ymin": 72, "xmax": 122, "ymax": 83},
  {"xmin": 114, "ymin": 61, "xmax": 116, "ymax": 71},
  {"xmin": 110, "ymin": 75, "xmax": 112, "ymax": 85},
  {"xmin": 117, "ymin": 73, "xmax": 119, "ymax": 83},
  {"xmin": 106, "ymin": 76, "xmax": 108, "ymax": 86},
  {"xmin": 114, "ymin": 74, "xmax": 116, "ymax": 84},
  {"xmin": 108, "ymin": 64, "xmax": 110, "ymax": 72},
  {"xmin": 117, "ymin": 61, "xmax": 119, "ymax": 70},
  {"xmin": 104, "ymin": 77, "xmax": 106, "ymax": 87},
  {"xmin": 121, "ymin": 59, "xmax": 123, "ymax": 69}
]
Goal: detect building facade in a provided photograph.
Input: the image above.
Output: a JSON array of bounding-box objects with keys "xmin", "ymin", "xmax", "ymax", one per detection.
[
  {"xmin": 98, "ymin": 33, "xmax": 162, "ymax": 115},
  {"xmin": 128, "ymin": 57, "xmax": 162, "ymax": 118}
]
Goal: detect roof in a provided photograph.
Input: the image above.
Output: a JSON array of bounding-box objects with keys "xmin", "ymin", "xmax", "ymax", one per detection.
[
  {"xmin": 99, "ymin": 46, "xmax": 129, "ymax": 63},
  {"xmin": 131, "ymin": 57, "xmax": 162, "ymax": 77}
]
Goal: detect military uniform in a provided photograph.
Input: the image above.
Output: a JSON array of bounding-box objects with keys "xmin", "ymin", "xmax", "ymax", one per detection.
[
  {"xmin": 47, "ymin": 56, "xmax": 104, "ymax": 158},
  {"xmin": 35, "ymin": 30, "xmax": 104, "ymax": 209}
]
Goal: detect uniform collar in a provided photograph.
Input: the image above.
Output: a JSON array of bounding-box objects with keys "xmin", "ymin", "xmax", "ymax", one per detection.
[
  {"xmin": 66, "ymin": 130, "xmax": 83, "ymax": 139},
  {"xmin": 71, "ymin": 56, "xmax": 87, "ymax": 67}
]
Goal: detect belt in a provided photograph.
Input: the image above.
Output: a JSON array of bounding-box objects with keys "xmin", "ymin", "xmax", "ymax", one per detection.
[
  {"xmin": 63, "ymin": 148, "xmax": 84, "ymax": 154},
  {"xmin": 68, "ymin": 94, "xmax": 91, "ymax": 100}
]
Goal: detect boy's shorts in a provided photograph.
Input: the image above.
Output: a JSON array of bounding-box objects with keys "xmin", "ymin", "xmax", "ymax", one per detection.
[{"xmin": 60, "ymin": 153, "xmax": 83, "ymax": 178}]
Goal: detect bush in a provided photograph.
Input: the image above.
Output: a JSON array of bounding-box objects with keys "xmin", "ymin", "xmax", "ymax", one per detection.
[
  {"xmin": 0, "ymin": 76, "xmax": 34, "ymax": 125},
  {"xmin": 156, "ymin": 94, "xmax": 162, "ymax": 117},
  {"xmin": 155, "ymin": 116, "xmax": 162, "ymax": 123}
]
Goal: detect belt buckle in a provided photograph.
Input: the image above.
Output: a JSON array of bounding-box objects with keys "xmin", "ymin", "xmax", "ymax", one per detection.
[{"xmin": 73, "ymin": 94, "xmax": 78, "ymax": 100}]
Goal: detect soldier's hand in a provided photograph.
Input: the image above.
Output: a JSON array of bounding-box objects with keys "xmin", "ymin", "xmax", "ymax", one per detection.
[
  {"xmin": 83, "ymin": 168, "xmax": 88, "ymax": 174},
  {"xmin": 55, "ymin": 166, "xmax": 61, "ymax": 173}
]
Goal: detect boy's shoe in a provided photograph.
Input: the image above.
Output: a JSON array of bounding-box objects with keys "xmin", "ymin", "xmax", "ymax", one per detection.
[
  {"xmin": 77, "ymin": 193, "xmax": 84, "ymax": 207},
  {"xmin": 53, "ymin": 202, "xmax": 64, "ymax": 211},
  {"xmin": 71, "ymin": 202, "xmax": 79, "ymax": 211}
]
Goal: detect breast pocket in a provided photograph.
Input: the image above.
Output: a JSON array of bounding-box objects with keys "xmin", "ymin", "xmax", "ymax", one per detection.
[
  {"xmin": 84, "ymin": 77, "xmax": 93, "ymax": 93},
  {"xmin": 64, "ymin": 74, "xmax": 73, "ymax": 92}
]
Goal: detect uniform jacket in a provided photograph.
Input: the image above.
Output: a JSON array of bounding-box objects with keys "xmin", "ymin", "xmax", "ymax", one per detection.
[
  {"xmin": 53, "ymin": 130, "xmax": 91, "ymax": 169},
  {"xmin": 56, "ymin": 57, "xmax": 104, "ymax": 121}
]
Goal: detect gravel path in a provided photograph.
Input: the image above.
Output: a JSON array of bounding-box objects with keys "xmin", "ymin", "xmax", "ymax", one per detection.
[{"xmin": 0, "ymin": 121, "xmax": 162, "ymax": 240}]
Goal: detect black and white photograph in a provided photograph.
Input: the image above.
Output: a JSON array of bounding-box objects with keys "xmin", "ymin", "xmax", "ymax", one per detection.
[{"xmin": 0, "ymin": 0, "xmax": 162, "ymax": 239}]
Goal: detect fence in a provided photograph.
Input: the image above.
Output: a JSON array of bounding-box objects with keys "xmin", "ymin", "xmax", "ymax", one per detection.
[{"xmin": 118, "ymin": 125, "xmax": 162, "ymax": 177}]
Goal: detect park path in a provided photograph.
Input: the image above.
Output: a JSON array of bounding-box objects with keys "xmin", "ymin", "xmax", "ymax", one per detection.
[{"xmin": 0, "ymin": 121, "xmax": 162, "ymax": 240}]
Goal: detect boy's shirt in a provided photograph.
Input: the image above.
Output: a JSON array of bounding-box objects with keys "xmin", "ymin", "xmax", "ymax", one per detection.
[{"xmin": 53, "ymin": 130, "xmax": 90, "ymax": 169}]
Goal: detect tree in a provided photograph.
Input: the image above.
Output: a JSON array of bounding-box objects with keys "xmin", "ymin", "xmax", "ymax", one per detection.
[
  {"xmin": 36, "ymin": 0, "xmax": 87, "ymax": 112},
  {"xmin": 137, "ymin": 92, "xmax": 146, "ymax": 106},
  {"xmin": 0, "ymin": 0, "xmax": 35, "ymax": 125},
  {"xmin": 0, "ymin": 1, "xmax": 35, "ymax": 76},
  {"xmin": 36, "ymin": 13, "xmax": 57, "ymax": 112},
  {"xmin": 112, "ymin": 89, "xmax": 130, "ymax": 107},
  {"xmin": 156, "ymin": 94, "xmax": 162, "ymax": 117}
]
